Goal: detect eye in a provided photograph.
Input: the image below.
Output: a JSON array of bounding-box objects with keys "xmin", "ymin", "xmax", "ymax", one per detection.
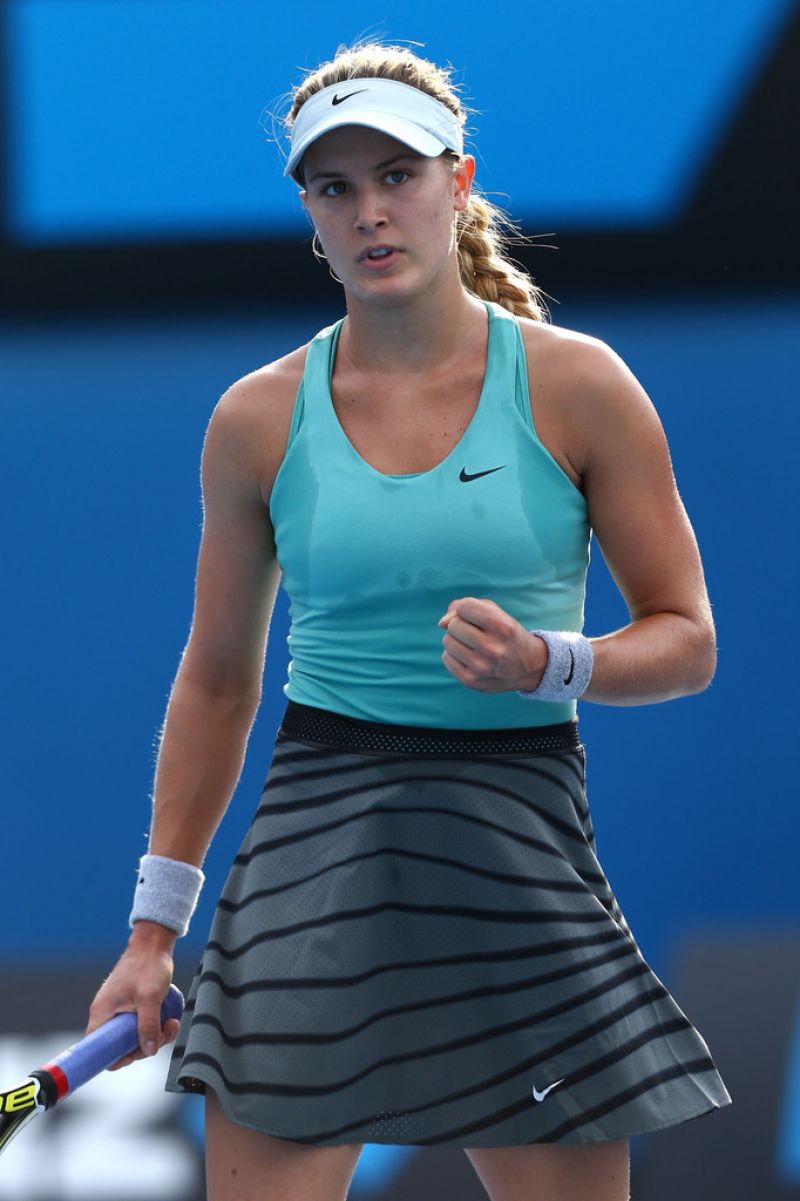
[
  {"xmin": 319, "ymin": 169, "xmax": 410, "ymax": 198},
  {"xmin": 321, "ymin": 180, "xmax": 347, "ymax": 197}
]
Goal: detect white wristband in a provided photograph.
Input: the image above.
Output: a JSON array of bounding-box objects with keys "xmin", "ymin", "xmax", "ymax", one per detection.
[
  {"xmin": 517, "ymin": 629, "xmax": 594, "ymax": 701},
  {"xmin": 129, "ymin": 854, "xmax": 205, "ymax": 937}
]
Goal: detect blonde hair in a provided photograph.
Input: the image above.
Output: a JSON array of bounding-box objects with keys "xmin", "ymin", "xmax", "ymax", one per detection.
[{"xmin": 274, "ymin": 39, "xmax": 554, "ymax": 321}]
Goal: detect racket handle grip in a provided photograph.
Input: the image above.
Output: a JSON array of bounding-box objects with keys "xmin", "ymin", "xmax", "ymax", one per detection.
[{"xmin": 40, "ymin": 984, "xmax": 184, "ymax": 1098}]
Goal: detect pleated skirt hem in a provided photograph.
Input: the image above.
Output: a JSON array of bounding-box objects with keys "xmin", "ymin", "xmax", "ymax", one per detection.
[{"xmin": 165, "ymin": 1062, "xmax": 730, "ymax": 1147}]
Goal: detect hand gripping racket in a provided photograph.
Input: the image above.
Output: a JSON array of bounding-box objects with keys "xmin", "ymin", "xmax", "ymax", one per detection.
[{"xmin": 0, "ymin": 984, "xmax": 184, "ymax": 1157}]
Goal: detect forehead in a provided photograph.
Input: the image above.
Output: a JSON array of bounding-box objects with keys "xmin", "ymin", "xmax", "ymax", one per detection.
[{"xmin": 301, "ymin": 125, "xmax": 424, "ymax": 175}]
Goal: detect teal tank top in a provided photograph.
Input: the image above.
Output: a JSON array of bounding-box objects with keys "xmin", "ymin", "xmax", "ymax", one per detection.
[{"xmin": 269, "ymin": 299, "xmax": 592, "ymax": 728}]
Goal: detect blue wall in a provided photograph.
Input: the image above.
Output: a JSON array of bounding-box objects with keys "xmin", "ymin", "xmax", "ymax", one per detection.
[
  {"xmin": 1, "ymin": 293, "xmax": 796, "ymax": 979},
  {"xmin": 5, "ymin": 0, "xmax": 795, "ymax": 240}
]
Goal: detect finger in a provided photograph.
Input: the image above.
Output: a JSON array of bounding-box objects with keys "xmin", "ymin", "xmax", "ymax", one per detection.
[
  {"xmin": 441, "ymin": 648, "xmax": 479, "ymax": 685},
  {"xmin": 137, "ymin": 993, "xmax": 165, "ymax": 1059},
  {"xmin": 439, "ymin": 643, "xmax": 475, "ymax": 682},
  {"xmin": 449, "ymin": 597, "xmax": 498, "ymax": 630},
  {"xmin": 440, "ymin": 607, "xmax": 485, "ymax": 634},
  {"xmin": 109, "ymin": 1014, "xmax": 179, "ymax": 1070},
  {"xmin": 443, "ymin": 631, "xmax": 472, "ymax": 668},
  {"xmin": 443, "ymin": 618, "xmax": 483, "ymax": 655},
  {"xmin": 437, "ymin": 603, "xmax": 460, "ymax": 626},
  {"xmin": 439, "ymin": 596, "xmax": 477, "ymax": 625},
  {"xmin": 107, "ymin": 1049, "xmax": 144, "ymax": 1072},
  {"xmin": 161, "ymin": 1017, "xmax": 181, "ymax": 1047}
]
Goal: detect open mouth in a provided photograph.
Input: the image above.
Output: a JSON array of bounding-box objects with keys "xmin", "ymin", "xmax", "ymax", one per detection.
[{"xmin": 361, "ymin": 249, "xmax": 401, "ymax": 268}]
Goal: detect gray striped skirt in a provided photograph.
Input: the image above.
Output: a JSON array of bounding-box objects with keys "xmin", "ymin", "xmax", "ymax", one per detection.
[{"xmin": 165, "ymin": 701, "xmax": 732, "ymax": 1146}]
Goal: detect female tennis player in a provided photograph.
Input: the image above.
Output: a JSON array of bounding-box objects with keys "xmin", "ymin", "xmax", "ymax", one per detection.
[{"xmin": 85, "ymin": 39, "xmax": 732, "ymax": 1201}]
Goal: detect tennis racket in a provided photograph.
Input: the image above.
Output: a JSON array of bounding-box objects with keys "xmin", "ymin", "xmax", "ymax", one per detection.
[{"xmin": 0, "ymin": 983, "xmax": 184, "ymax": 1157}]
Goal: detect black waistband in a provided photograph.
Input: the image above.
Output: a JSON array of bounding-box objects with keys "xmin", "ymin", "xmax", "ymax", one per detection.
[{"xmin": 278, "ymin": 701, "xmax": 582, "ymax": 758}]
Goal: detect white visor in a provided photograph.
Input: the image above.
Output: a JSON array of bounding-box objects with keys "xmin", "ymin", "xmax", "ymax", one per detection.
[{"xmin": 283, "ymin": 77, "xmax": 464, "ymax": 183}]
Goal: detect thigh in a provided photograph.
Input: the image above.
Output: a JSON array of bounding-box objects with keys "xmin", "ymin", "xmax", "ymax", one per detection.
[
  {"xmin": 464, "ymin": 1138, "xmax": 630, "ymax": 1201},
  {"xmin": 204, "ymin": 1087, "xmax": 363, "ymax": 1201}
]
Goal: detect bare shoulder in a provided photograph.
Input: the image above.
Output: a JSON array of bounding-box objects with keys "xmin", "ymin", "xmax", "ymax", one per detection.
[
  {"xmin": 211, "ymin": 342, "xmax": 311, "ymax": 508},
  {"xmin": 516, "ymin": 314, "xmax": 639, "ymax": 397},
  {"xmin": 515, "ymin": 316, "xmax": 663, "ymax": 480}
]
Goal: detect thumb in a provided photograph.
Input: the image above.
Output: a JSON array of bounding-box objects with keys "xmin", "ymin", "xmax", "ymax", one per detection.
[{"xmin": 438, "ymin": 605, "xmax": 459, "ymax": 627}]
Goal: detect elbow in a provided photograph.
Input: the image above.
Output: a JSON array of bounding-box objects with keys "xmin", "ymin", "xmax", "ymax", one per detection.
[{"xmin": 689, "ymin": 626, "xmax": 718, "ymax": 694}]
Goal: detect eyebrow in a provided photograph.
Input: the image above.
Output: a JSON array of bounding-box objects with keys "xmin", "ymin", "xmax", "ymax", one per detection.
[{"xmin": 308, "ymin": 152, "xmax": 421, "ymax": 184}]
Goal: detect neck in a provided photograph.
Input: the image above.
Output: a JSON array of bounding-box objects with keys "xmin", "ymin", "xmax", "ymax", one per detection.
[{"xmin": 339, "ymin": 276, "xmax": 488, "ymax": 377}]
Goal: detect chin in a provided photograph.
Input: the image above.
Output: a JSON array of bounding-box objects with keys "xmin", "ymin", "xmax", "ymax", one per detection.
[{"xmin": 350, "ymin": 269, "xmax": 436, "ymax": 305}]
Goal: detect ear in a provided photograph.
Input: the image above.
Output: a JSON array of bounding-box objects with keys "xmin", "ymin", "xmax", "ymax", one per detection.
[
  {"xmin": 298, "ymin": 189, "xmax": 316, "ymax": 230},
  {"xmin": 453, "ymin": 155, "xmax": 476, "ymax": 213}
]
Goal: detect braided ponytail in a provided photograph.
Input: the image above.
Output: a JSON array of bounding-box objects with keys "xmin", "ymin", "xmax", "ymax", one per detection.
[{"xmin": 451, "ymin": 171, "xmax": 552, "ymax": 321}]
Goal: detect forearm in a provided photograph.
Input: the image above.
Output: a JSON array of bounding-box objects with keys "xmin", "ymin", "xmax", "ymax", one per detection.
[
  {"xmin": 146, "ymin": 671, "xmax": 261, "ymax": 866},
  {"xmin": 579, "ymin": 612, "xmax": 716, "ymax": 705}
]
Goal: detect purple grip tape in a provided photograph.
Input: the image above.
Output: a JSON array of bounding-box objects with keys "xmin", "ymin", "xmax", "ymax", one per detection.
[{"xmin": 47, "ymin": 984, "xmax": 184, "ymax": 1094}]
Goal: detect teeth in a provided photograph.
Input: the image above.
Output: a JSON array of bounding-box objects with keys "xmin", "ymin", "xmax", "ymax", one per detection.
[{"xmin": 368, "ymin": 248, "xmax": 392, "ymax": 258}]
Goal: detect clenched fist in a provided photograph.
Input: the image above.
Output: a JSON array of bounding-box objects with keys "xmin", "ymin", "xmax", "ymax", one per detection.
[{"xmin": 437, "ymin": 597, "xmax": 547, "ymax": 693}]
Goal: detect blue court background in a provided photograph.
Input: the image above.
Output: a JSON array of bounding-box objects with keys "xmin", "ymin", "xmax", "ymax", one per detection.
[
  {"xmin": 5, "ymin": 0, "xmax": 796, "ymax": 238},
  {"xmin": 1, "ymin": 2, "xmax": 799, "ymax": 1197}
]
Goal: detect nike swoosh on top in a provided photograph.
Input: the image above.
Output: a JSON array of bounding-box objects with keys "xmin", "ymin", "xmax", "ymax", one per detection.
[
  {"xmin": 532, "ymin": 1077, "xmax": 566, "ymax": 1102},
  {"xmin": 331, "ymin": 90, "xmax": 367, "ymax": 106},
  {"xmin": 459, "ymin": 465, "xmax": 508, "ymax": 483},
  {"xmin": 563, "ymin": 648, "xmax": 575, "ymax": 685}
]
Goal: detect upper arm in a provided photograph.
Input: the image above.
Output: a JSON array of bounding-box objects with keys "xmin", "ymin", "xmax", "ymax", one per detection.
[
  {"xmin": 567, "ymin": 339, "xmax": 714, "ymax": 635},
  {"xmin": 178, "ymin": 377, "xmax": 281, "ymax": 699}
]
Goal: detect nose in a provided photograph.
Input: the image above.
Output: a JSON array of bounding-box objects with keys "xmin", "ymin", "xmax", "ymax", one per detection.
[{"xmin": 354, "ymin": 186, "xmax": 389, "ymax": 232}]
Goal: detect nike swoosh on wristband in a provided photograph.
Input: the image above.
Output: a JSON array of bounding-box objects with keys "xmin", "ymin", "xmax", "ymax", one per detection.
[
  {"xmin": 532, "ymin": 1078, "xmax": 566, "ymax": 1102},
  {"xmin": 563, "ymin": 648, "xmax": 575, "ymax": 686},
  {"xmin": 331, "ymin": 90, "xmax": 367, "ymax": 106},
  {"xmin": 459, "ymin": 465, "xmax": 508, "ymax": 482}
]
